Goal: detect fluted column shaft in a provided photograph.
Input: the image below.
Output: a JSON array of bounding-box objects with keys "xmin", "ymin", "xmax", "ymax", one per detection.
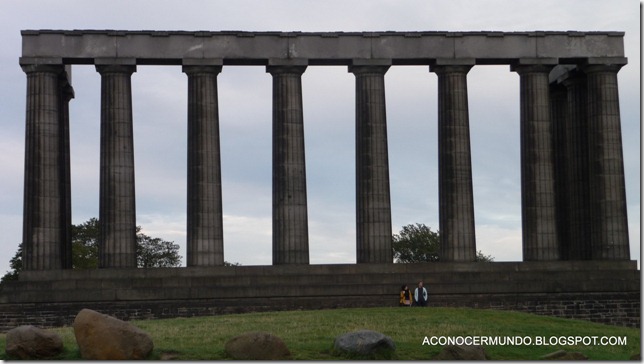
[
  {"xmin": 550, "ymin": 83, "xmax": 569, "ymax": 260},
  {"xmin": 97, "ymin": 64, "xmax": 137, "ymax": 268},
  {"xmin": 268, "ymin": 65, "xmax": 310, "ymax": 265},
  {"xmin": 562, "ymin": 73, "xmax": 592, "ymax": 260},
  {"xmin": 514, "ymin": 64, "xmax": 559, "ymax": 261},
  {"xmin": 431, "ymin": 65, "xmax": 476, "ymax": 262},
  {"xmin": 349, "ymin": 65, "xmax": 393, "ymax": 264},
  {"xmin": 59, "ymin": 73, "xmax": 74, "ymax": 269},
  {"xmin": 584, "ymin": 64, "xmax": 630, "ymax": 260},
  {"xmin": 184, "ymin": 65, "xmax": 225, "ymax": 266},
  {"xmin": 21, "ymin": 64, "xmax": 66, "ymax": 270}
]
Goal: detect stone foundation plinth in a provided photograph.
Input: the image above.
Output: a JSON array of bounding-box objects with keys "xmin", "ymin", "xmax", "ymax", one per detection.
[{"xmin": 0, "ymin": 261, "xmax": 638, "ymax": 331}]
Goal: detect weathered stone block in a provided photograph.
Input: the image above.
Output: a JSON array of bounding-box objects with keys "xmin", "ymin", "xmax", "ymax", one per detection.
[
  {"xmin": 73, "ymin": 308, "xmax": 153, "ymax": 360},
  {"xmin": 333, "ymin": 330, "xmax": 396, "ymax": 358},
  {"xmin": 5, "ymin": 325, "xmax": 63, "ymax": 359},
  {"xmin": 224, "ymin": 332, "xmax": 291, "ymax": 360},
  {"xmin": 434, "ymin": 344, "xmax": 488, "ymax": 360}
]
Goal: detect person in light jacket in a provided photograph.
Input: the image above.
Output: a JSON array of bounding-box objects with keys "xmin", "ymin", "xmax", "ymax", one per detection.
[{"xmin": 414, "ymin": 280, "xmax": 428, "ymax": 307}]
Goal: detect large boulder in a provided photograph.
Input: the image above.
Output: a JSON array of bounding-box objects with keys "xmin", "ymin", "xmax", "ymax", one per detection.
[
  {"xmin": 333, "ymin": 330, "xmax": 396, "ymax": 358},
  {"xmin": 434, "ymin": 345, "xmax": 489, "ymax": 360},
  {"xmin": 5, "ymin": 325, "xmax": 64, "ymax": 359},
  {"xmin": 73, "ymin": 308, "xmax": 153, "ymax": 360},
  {"xmin": 225, "ymin": 331, "xmax": 291, "ymax": 360}
]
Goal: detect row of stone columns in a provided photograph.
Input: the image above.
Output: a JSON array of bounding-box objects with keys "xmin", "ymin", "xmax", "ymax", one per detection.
[
  {"xmin": 21, "ymin": 60, "xmax": 630, "ymax": 270},
  {"xmin": 550, "ymin": 63, "xmax": 630, "ymax": 261}
]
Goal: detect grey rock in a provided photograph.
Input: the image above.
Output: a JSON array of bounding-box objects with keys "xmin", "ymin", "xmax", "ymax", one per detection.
[
  {"xmin": 434, "ymin": 344, "xmax": 488, "ymax": 360},
  {"xmin": 5, "ymin": 325, "xmax": 63, "ymax": 359},
  {"xmin": 333, "ymin": 330, "xmax": 396, "ymax": 357},
  {"xmin": 73, "ymin": 308, "xmax": 153, "ymax": 360},
  {"xmin": 225, "ymin": 331, "xmax": 291, "ymax": 360}
]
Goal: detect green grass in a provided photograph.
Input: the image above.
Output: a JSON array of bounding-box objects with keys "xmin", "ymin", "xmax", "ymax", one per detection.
[{"xmin": 1, "ymin": 307, "xmax": 639, "ymax": 360}]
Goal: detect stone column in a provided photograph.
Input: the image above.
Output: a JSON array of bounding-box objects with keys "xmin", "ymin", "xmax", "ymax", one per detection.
[
  {"xmin": 583, "ymin": 61, "xmax": 630, "ymax": 260},
  {"xmin": 430, "ymin": 63, "xmax": 477, "ymax": 262},
  {"xmin": 349, "ymin": 63, "xmax": 393, "ymax": 264},
  {"xmin": 512, "ymin": 62, "xmax": 559, "ymax": 261},
  {"xmin": 549, "ymin": 82, "xmax": 569, "ymax": 260},
  {"xmin": 96, "ymin": 63, "xmax": 137, "ymax": 268},
  {"xmin": 183, "ymin": 65, "xmax": 225, "ymax": 266},
  {"xmin": 21, "ymin": 63, "xmax": 66, "ymax": 270},
  {"xmin": 59, "ymin": 69, "xmax": 74, "ymax": 269},
  {"xmin": 267, "ymin": 64, "xmax": 310, "ymax": 265},
  {"xmin": 561, "ymin": 71, "xmax": 592, "ymax": 260}
]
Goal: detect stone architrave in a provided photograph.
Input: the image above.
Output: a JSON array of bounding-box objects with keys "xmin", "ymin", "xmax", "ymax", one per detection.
[
  {"xmin": 349, "ymin": 62, "xmax": 393, "ymax": 264},
  {"xmin": 512, "ymin": 61, "xmax": 560, "ymax": 261},
  {"xmin": 267, "ymin": 64, "xmax": 310, "ymax": 265},
  {"xmin": 431, "ymin": 62, "xmax": 477, "ymax": 262},
  {"xmin": 183, "ymin": 64, "xmax": 225, "ymax": 266},
  {"xmin": 96, "ymin": 63, "xmax": 138, "ymax": 268}
]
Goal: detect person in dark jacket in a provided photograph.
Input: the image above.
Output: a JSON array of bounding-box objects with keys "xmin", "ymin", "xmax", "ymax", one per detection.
[{"xmin": 399, "ymin": 284, "xmax": 413, "ymax": 306}]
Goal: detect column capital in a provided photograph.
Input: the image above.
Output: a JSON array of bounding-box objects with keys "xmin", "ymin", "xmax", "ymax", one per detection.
[
  {"xmin": 511, "ymin": 64, "xmax": 555, "ymax": 75},
  {"xmin": 560, "ymin": 69, "xmax": 587, "ymax": 88},
  {"xmin": 266, "ymin": 65, "xmax": 307, "ymax": 76},
  {"xmin": 430, "ymin": 64, "xmax": 473, "ymax": 75},
  {"xmin": 348, "ymin": 65, "xmax": 390, "ymax": 75},
  {"xmin": 429, "ymin": 58, "xmax": 474, "ymax": 74},
  {"xmin": 349, "ymin": 59, "xmax": 391, "ymax": 75},
  {"xmin": 95, "ymin": 64, "xmax": 136, "ymax": 75},
  {"xmin": 581, "ymin": 63, "xmax": 625, "ymax": 75},
  {"xmin": 61, "ymin": 83, "xmax": 75, "ymax": 101},
  {"xmin": 20, "ymin": 63, "xmax": 65, "ymax": 75},
  {"xmin": 182, "ymin": 65, "xmax": 223, "ymax": 75},
  {"xmin": 510, "ymin": 58, "xmax": 558, "ymax": 74}
]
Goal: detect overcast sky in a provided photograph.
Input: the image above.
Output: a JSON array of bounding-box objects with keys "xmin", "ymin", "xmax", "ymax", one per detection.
[{"xmin": 0, "ymin": 0, "xmax": 640, "ymax": 273}]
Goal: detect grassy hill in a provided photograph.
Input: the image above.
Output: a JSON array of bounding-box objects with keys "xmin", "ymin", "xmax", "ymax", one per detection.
[{"xmin": 1, "ymin": 307, "xmax": 640, "ymax": 360}]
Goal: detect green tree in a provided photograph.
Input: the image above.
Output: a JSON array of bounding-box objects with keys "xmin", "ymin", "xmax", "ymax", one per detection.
[
  {"xmin": 392, "ymin": 223, "xmax": 494, "ymax": 263},
  {"xmin": 71, "ymin": 218, "xmax": 182, "ymax": 269},
  {"xmin": 475, "ymin": 250, "xmax": 494, "ymax": 263},
  {"xmin": 136, "ymin": 233, "xmax": 182, "ymax": 268},
  {"xmin": 0, "ymin": 244, "xmax": 22, "ymax": 287},
  {"xmin": 72, "ymin": 217, "xmax": 100, "ymax": 269},
  {"xmin": 1, "ymin": 218, "xmax": 183, "ymax": 285},
  {"xmin": 392, "ymin": 223, "xmax": 440, "ymax": 263}
]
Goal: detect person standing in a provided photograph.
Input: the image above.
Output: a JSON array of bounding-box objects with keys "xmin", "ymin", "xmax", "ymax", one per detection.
[
  {"xmin": 399, "ymin": 284, "xmax": 413, "ymax": 307},
  {"xmin": 414, "ymin": 280, "xmax": 428, "ymax": 307}
]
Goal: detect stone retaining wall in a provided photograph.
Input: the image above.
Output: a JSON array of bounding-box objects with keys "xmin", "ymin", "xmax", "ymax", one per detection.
[{"xmin": 0, "ymin": 261, "xmax": 638, "ymax": 331}]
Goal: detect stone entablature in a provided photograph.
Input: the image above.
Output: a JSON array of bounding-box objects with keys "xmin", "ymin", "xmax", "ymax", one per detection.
[{"xmin": 21, "ymin": 30, "xmax": 625, "ymax": 65}]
